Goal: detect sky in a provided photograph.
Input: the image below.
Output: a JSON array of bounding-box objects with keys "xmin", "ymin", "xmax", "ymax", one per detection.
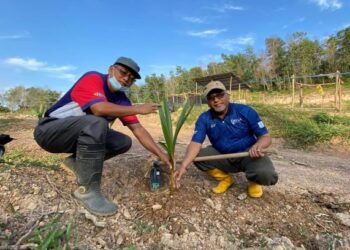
[{"xmin": 0, "ymin": 0, "xmax": 349, "ymax": 94}]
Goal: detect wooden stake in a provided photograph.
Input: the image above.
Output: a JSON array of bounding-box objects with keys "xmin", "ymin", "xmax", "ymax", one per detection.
[{"xmin": 292, "ymin": 75, "xmax": 295, "ymax": 108}]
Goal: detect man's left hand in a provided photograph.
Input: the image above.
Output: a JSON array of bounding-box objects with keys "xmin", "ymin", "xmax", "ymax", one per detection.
[{"xmin": 249, "ymin": 144, "xmax": 265, "ymax": 158}]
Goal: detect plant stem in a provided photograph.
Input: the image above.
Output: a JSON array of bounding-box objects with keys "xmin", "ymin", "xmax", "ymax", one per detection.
[{"xmin": 169, "ymin": 158, "xmax": 175, "ymax": 194}]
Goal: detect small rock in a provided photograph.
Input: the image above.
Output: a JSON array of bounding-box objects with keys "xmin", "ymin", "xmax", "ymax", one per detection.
[
  {"xmin": 44, "ymin": 190, "xmax": 57, "ymax": 199},
  {"xmin": 209, "ymin": 234, "xmax": 216, "ymax": 243},
  {"xmin": 26, "ymin": 202, "xmax": 37, "ymax": 211},
  {"xmin": 152, "ymin": 203, "xmax": 162, "ymax": 211},
  {"xmin": 117, "ymin": 235, "xmax": 123, "ymax": 245},
  {"xmin": 237, "ymin": 193, "xmax": 247, "ymax": 200},
  {"xmin": 161, "ymin": 233, "xmax": 173, "ymax": 245},
  {"xmin": 32, "ymin": 185, "xmax": 41, "ymax": 195},
  {"xmin": 335, "ymin": 213, "xmax": 350, "ymax": 227},
  {"xmin": 217, "ymin": 235, "xmax": 225, "ymax": 248},
  {"xmin": 123, "ymin": 208, "xmax": 132, "ymax": 220},
  {"xmin": 205, "ymin": 198, "xmax": 215, "ymax": 209},
  {"xmin": 226, "ymin": 207, "xmax": 234, "ymax": 213},
  {"xmin": 215, "ymin": 202, "xmax": 222, "ymax": 211},
  {"xmin": 247, "ymin": 228, "xmax": 255, "ymax": 235},
  {"xmin": 266, "ymin": 236, "xmax": 295, "ymax": 249},
  {"xmin": 97, "ymin": 237, "xmax": 106, "ymax": 246}
]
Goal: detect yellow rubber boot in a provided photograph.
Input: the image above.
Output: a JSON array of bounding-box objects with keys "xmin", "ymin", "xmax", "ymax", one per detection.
[
  {"xmin": 207, "ymin": 168, "xmax": 234, "ymax": 194},
  {"xmin": 248, "ymin": 182, "xmax": 263, "ymax": 198}
]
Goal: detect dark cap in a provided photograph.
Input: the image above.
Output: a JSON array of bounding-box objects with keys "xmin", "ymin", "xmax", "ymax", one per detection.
[{"xmin": 113, "ymin": 57, "xmax": 141, "ymax": 79}]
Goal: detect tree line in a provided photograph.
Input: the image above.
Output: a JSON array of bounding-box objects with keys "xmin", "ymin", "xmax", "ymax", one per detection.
[
  {"xmin": 0, "ymin": 86, "xmax": 60, "ymax": 113},
  {"xmin": 1, "ymin": 27, "xmax": 349, "ymax": 110},
  {"xmin": 129, "ymin": 26, "xmax": 350, "ymax": 103}
]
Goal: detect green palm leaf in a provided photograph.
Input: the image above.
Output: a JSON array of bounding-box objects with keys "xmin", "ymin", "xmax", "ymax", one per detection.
[
  {"xmin": 173, "ymin": 100, "xmax": 194, "ymax": 149},
  {"xmin": 158, "ymin": 96, "xmax": 194, "ymax": 193}
]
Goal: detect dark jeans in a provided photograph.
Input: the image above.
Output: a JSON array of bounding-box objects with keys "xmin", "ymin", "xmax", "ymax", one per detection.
[
  {"xmin": 34, "ymin": 115, "xmax": 132, "ymax": 159},
  {"xmin": 194, "ymin": 146, "xmax": 278, "ymax": 186}
]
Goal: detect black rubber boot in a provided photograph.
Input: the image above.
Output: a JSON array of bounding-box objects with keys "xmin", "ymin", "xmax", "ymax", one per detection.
[{"xmin": 73, "ymin": 143, "xmax": 118, "ymax": 216}]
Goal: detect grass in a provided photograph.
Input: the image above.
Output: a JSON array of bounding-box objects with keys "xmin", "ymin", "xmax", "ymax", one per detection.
[
  {"xmin": 1, "ymin": 149, "xmax": 62, "ymax": 172},
  {"xmin": 252, "ymin": 104, "xmax": 350, "ymax": 148},
  {"xmin": 133, "ymin": 221, "xmax": 154, "ymax": 236},
  {"xmin": 0, "ymin": 118, "xmax": 23, "ymax": 132},
  {"xmin": 28, "ymin": 214, "xmax": 76, "ymax": 249}
]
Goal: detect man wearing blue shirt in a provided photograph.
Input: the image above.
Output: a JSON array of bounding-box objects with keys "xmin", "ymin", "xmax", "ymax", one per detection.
[{"xmin": 174, "ymin": 81, "xmax": 278, "ymax": 198}]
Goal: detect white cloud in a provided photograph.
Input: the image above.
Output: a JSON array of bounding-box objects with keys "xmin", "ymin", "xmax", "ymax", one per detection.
[
  {"xmin": 341, "ymin": 23, "xmax": 350, "ymax": 29},
  {"xmin": 44, "ymin": 65, "xmax": 77, "ymax": 72},
  {"xmin": 55, "ymin": 73, "xmax": 77, "ymax": 82},
  {"xmin": 188, "ymin": 29, "xmax": 227, "ymax": 38},
  {"xmin": 310, "ymin": 0, "xmax": 342, "ymax": 10},
  {"xmin": 210, "ymin": 4, "xmax": 244, "ymax": 13},
  {"xmin": 183, "ymin": 16, "xmax": 205, "ymax": 24},
  {"xmin": 4, "ymin": 57, "xmax": 77, "ymax": 81},
  {"xmin": 0, "ymin": 32, "xmax": 29, "ymax": 40},
  {"xmin": 216, "ymin": 35, "xmax": 255, "ymax": 51},
  {"xmin": 5, "ymin": 57, "xmax": 46, "ymax": 71}
]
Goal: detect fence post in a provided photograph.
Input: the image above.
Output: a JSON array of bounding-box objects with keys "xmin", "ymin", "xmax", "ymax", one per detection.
[
  {"xmin": 335, "ymin": 70, "xmax": 341, "ymax": 111},
  {"xmin": 292, "ymin": 75, "xmax": 295, "ymax": 108},
  {"xmin": 299, "ymin": 83, "xmax": 303, "ymax": 109},
  {"xmin": 238, "ymin": 83, "xmax": 241, "ymax": 100}
]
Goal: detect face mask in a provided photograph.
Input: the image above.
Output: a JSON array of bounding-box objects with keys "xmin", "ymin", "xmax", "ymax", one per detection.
[{"xmin": 109, "ymin": 71, "xmax": 130, "ymax": 93}]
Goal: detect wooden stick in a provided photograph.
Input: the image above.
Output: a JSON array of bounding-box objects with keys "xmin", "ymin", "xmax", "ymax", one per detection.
[
  {"xmin": 193, "ymin": 149, "xmax": 276, "ymax": 162},
  {"xmin": 194, "ymin": 152, "xmax": 249, "ymax": 162}
]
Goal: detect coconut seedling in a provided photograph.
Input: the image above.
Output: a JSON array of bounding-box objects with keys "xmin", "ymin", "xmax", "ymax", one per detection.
[{"xmin": 158, "ymin": 97, "xmax": 193, "ymax": 193}]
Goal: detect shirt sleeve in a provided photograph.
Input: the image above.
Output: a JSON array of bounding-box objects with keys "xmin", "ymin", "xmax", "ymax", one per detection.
[
  {"xmin": 71, "ymin": 73, "xmax": 107, "ymax": 110},
  {"xmin": 116, "ymin": 96, "xmax": 140, "ymax": 125},
  {"xmin": 245, "ymin": 106, "xmax": 268, "ymax": 137},
  {"xmin": 191, "ymin": 113, "xmax": 207, "ymax": 144}
]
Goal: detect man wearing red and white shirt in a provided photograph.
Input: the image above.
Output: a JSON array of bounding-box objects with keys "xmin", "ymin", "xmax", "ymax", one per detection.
[{"xmin": 34, "ymin": 57, "xmax": 169, "ymax": 216}]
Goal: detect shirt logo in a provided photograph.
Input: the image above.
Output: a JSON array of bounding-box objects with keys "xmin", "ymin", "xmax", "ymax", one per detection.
[
  {"xmin": 230, "ymin": 118, "xmax": 242, "ymax": 125},
  {"xmin": 210, "ymin": 123, "xmax": 216, "ymax": 128},
  {"xmin": 93, "ymin": 92, "xmax": 105, "ymax": 97},
  {"xmin": 258, "ymin": 121, "xmax": 265, "ymax": 128}
]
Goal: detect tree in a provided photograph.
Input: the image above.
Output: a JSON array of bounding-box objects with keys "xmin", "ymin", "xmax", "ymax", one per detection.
[
  {"xmin": 265, "ymin": 37, "xmax": 288, "ymax": 79},
  {"xmin": 3, "ymin": 86, "xmax": 60, "ymax": 112},
  {"xmin": 323, "ymin": 36, "xmax": 337, "ymax": 72},
  {"xmin": 287, "ymin": 32, "xmax": 322, "ymax": 77},
  {"xmin": 4, "ymin": 86, "xmax": 26, "ymax": 111},
  {"xmin": 144, "ymin": 74, "xmax": 166, "ymax": 102},
  {"xmin": 335, "ymin": 26, "xmax": 350, "ymax": 72}
]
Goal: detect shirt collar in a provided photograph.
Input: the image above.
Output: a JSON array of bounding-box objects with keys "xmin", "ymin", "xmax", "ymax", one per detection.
[{"xmin": 209, "ymin": 103, "xmax": 232, "ymax": 120}]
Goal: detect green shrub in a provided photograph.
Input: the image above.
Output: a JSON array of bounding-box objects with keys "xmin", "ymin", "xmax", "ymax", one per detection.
[
  {"xmin": 313, "ymin": 112, "xmax": 350, "ymax": 126},
  {"xmin": 283, "ymin": 119, "xmax": 340, "ymax": 147},
  {"xmin": 312, "ymin": 112, "xmax": 335, "ymax": 124}
]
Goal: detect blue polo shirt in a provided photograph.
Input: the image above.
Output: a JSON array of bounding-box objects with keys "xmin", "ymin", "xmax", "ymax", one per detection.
[{"xmin": 192, "ymin": 103, "xmax": 268, "ymax": 153}]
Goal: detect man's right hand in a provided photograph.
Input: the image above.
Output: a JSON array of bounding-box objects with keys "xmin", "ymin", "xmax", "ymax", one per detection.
[
  {"xmin": 174, "ymin": 166, "xmax": 187, "ymax": 188},
  {"xmin": 135, "ymin": 103, "xmax": 160, "ymax": 115}
]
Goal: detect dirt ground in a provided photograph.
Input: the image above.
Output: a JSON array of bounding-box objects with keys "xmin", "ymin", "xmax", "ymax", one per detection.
[{"xmin": 1, "ymin": 114, "xmax": 350, "ymax": 249}]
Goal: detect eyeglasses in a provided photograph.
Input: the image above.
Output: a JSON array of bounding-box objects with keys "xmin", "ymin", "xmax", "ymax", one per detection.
[
  {"xmin": 115, "ymin": 66, "xmax": 136, "ymax": 83},
  {"xmin": 207, "ymin": 91, "xmax": 226, "ymax": 101}
]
